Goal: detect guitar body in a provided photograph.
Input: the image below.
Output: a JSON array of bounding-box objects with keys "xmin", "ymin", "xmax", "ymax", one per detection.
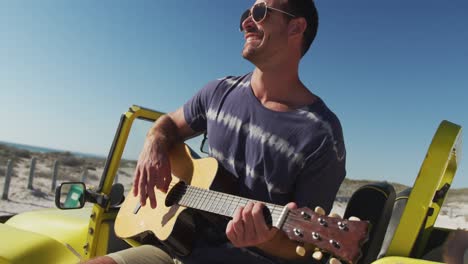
[{"xmin": 115, "ymin": 144, "xmax": 221, "ymax": 255}]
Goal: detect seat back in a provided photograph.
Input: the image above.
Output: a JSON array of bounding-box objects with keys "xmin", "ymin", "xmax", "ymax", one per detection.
[
  {"xmin": 385, "ymin": 120, "xmax": 462, "ymax": 258},
  {"xmin": 343, "ymin": 182, "xmax": 396, "ymax": 264},
  {"xmin": 377, "ymin": 187, "xmax": 412, "ymax": 259}
]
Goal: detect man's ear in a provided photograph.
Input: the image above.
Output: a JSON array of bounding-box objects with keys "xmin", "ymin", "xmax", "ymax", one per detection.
[{"xmin": 288, "ymin": 17, "xmax": 307, "ymax": 36}]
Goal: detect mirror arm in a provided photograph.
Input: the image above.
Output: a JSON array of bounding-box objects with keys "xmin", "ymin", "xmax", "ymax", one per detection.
[
  {"xmin": 85, "ymin": 183, "xmax": 124, "ymax": 209},
  {"xmin": 86, "ymin": 190, "xmax": 110, "ymax": 208}
]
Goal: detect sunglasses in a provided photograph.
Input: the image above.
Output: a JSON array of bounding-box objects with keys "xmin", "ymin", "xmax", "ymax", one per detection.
[{"xmin": 240, "ymin": 2, "xmax": 296, "ymax": 32}]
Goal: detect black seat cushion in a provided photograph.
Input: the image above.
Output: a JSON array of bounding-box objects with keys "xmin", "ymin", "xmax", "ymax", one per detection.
[{"xmin": 344, "ymin": 182, "xmax": 396, "ymax": 264}]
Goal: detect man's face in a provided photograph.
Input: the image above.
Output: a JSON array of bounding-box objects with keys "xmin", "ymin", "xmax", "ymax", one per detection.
[{"xmin": 241, "ymin": 0, "xmax": 290, "ymax": 64}]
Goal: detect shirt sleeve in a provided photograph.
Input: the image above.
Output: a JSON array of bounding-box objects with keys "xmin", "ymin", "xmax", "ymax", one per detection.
[
  {"xmin": 294, "ymin": 136, "xmax": 346, "ymax": 213},
  {"xmin": 183, "ymin": 79, "xmax": 223, "ymax": 132}
]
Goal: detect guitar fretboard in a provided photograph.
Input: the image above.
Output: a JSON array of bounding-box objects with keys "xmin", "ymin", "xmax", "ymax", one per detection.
[{"xmin": 174, "ymin": 184, "xmax": 285, "ymax": 227}]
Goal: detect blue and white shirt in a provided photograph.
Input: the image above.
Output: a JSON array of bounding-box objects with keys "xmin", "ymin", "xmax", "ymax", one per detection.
[{"xmin": 183, "ymin": 73, "xmax": 346, "ymax": 213}]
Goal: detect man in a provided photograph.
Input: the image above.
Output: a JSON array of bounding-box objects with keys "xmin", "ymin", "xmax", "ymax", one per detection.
[{"xmin": 88, "ymin": 0, "xmax": 345, "ymax": 263}]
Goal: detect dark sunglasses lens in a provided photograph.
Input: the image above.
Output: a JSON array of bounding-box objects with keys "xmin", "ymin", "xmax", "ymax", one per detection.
[
  {"xmin": 240, "ymin": 9, "xmax": 250, "ymax": 31},
  {"xmin": 252, "ymin": 4, "xmax": 267, "ymax": 22}
]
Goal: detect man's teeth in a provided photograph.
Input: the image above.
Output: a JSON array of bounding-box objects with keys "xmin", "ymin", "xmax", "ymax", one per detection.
[{"xmin": 247, "ymin": 36, "xmax": 260, "ymax": 42}]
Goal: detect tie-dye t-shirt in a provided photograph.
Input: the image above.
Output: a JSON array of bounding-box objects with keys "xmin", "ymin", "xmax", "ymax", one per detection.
[{"xmin": 183, "ymin": 72, "xmax": 346, "ymax": 213}]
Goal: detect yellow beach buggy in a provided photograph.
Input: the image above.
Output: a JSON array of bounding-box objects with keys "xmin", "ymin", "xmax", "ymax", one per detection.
[{"xmin": 0, "ymin": 105, "xmax": 463, "ymax": 264}]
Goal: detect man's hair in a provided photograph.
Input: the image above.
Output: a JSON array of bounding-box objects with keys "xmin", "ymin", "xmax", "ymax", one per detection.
[{"xmin": 283, "ymin": 0, "xmax": 319, "ymax": 56}]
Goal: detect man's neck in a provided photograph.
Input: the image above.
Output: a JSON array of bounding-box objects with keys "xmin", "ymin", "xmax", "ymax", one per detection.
[{"xmin": 250, "ymin": 66, "xmax": 315, "ymax": 112}]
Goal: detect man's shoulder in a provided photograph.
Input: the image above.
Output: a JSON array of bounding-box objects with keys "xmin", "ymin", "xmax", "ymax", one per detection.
[
  {"xmin": 295, "ymin": 98, "xmax": 345, "ymax": 145},
  {"xmin": 211, "ymin": 73, "xmax": 251, "ymax": 90},
  {"xmin": 298, "ymin": 98, "xmax": 341, "ymax": 125}
]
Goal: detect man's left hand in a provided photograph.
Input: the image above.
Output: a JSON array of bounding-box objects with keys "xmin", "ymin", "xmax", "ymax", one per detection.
[{"xmin": 226, "ymin": 201, "xmax": 297, "ymax": 247}]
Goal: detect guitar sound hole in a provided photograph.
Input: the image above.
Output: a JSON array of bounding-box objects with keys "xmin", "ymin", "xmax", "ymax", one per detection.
[{"xmin": 165, "ymin": 182, "xmax": 187, "ymax": 207}]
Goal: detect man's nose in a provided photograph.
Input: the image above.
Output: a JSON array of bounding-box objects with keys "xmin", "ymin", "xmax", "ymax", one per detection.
[{"xmin": 241, "ymin": 15, "xmax": 256, "ymax": 32}]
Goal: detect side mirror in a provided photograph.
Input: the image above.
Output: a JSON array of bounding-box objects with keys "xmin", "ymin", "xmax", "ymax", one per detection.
[
  {"xmin": 55, "ymin": 182, "xmax": 86, "ymax": 209},
  {"xmin": 55, "ymin": 182, "xmax": 125, "ymax": 209},
  {"xmin": 200, "ymin": 132, "xmax": 209, "ymax": 154}
]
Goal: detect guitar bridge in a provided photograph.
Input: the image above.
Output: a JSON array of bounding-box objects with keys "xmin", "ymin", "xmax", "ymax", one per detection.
[{"xmin": 133, "ymin": 202, "xmax": 142, "ymax": 214}]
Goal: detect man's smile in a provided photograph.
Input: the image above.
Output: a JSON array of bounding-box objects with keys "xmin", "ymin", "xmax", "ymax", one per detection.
[{"xmin": 244, "ymin": 33, "xmax": 263, "ymax": 43}]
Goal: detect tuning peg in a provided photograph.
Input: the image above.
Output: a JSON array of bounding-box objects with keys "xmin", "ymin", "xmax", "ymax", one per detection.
[
  {"xmin": 295, "ymin": 245, "xmax": 306, "ymax": 257},
  {"xmin": 329, "ymin": 257, "xmax": 342, "ymax": 264},
  {"xmin": 349, "ymin": 216, "xmax": 361, "ymax": 221},
  {"xmin": 329, "ymin": 213, "xmax": 342, "ymax": 219},
  {"xmin": 312, "ymin": 250, "xmax": 323, "ymax": 260},
  {"xmin": 314, "ymin": 206, "xmax": 326, "ymax": 215}
]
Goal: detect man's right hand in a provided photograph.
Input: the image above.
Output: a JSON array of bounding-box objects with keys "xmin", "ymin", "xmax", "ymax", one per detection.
[
  {"xmin": 131, "ymin": 109, "xmax": 197, "ymax": 209},
  {"xmin": 132, "ymin": 134, "xmax": 172, "ymax": 209}
]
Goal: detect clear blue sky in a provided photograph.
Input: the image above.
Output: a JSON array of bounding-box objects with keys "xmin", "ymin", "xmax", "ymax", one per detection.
[{"xmin": 0, "ymin": 1, "xmax": 467, "ymax": 188}]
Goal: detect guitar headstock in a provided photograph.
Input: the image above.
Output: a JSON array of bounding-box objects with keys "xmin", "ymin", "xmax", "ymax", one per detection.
[{"xmin": 282, "ymin": 207, "xmax": 369, "ymax": 264}]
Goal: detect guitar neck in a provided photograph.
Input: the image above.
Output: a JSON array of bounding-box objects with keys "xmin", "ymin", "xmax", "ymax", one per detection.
[{"xmin": 175, "ymin": 184, "xmax": 286, "ymax": 228}]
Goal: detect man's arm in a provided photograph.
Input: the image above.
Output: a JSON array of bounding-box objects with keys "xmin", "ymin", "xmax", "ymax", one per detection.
[
  {"xmin": 444, "ymin": 229, "xmax": 468, "ymax": 264},
  {"xmin": 133, "ymin": 107, "xmax": 197, "ymax": 208}
]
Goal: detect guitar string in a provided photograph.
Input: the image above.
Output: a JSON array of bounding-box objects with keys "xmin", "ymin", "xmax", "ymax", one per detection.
[
  {"xmin": 164, "ymin": 183, "xmax": 322, "ymax": 222},
  {"xmin": 163, "ymin": 183, "xmax": 283, "ymax": 217},
  {"xmin": 159, "ymin": 184, "xmax": 355, "ymax": 228},
  {"xmin": 143, "ymin": 182, "xmax": 365, "ymax": 235},
  {"xmin": 180, "ymin": 188, "xmax": 282, "ymax": 220},
  {"xmin": 163, "ymin": 186, "xmax": 359, "ymax": 245}
]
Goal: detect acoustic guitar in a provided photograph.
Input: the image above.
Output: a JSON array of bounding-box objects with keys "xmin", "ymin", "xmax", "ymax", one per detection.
[{"xmin": 115, "ymin": 144, "xmax": 369, "ymax": 264}]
